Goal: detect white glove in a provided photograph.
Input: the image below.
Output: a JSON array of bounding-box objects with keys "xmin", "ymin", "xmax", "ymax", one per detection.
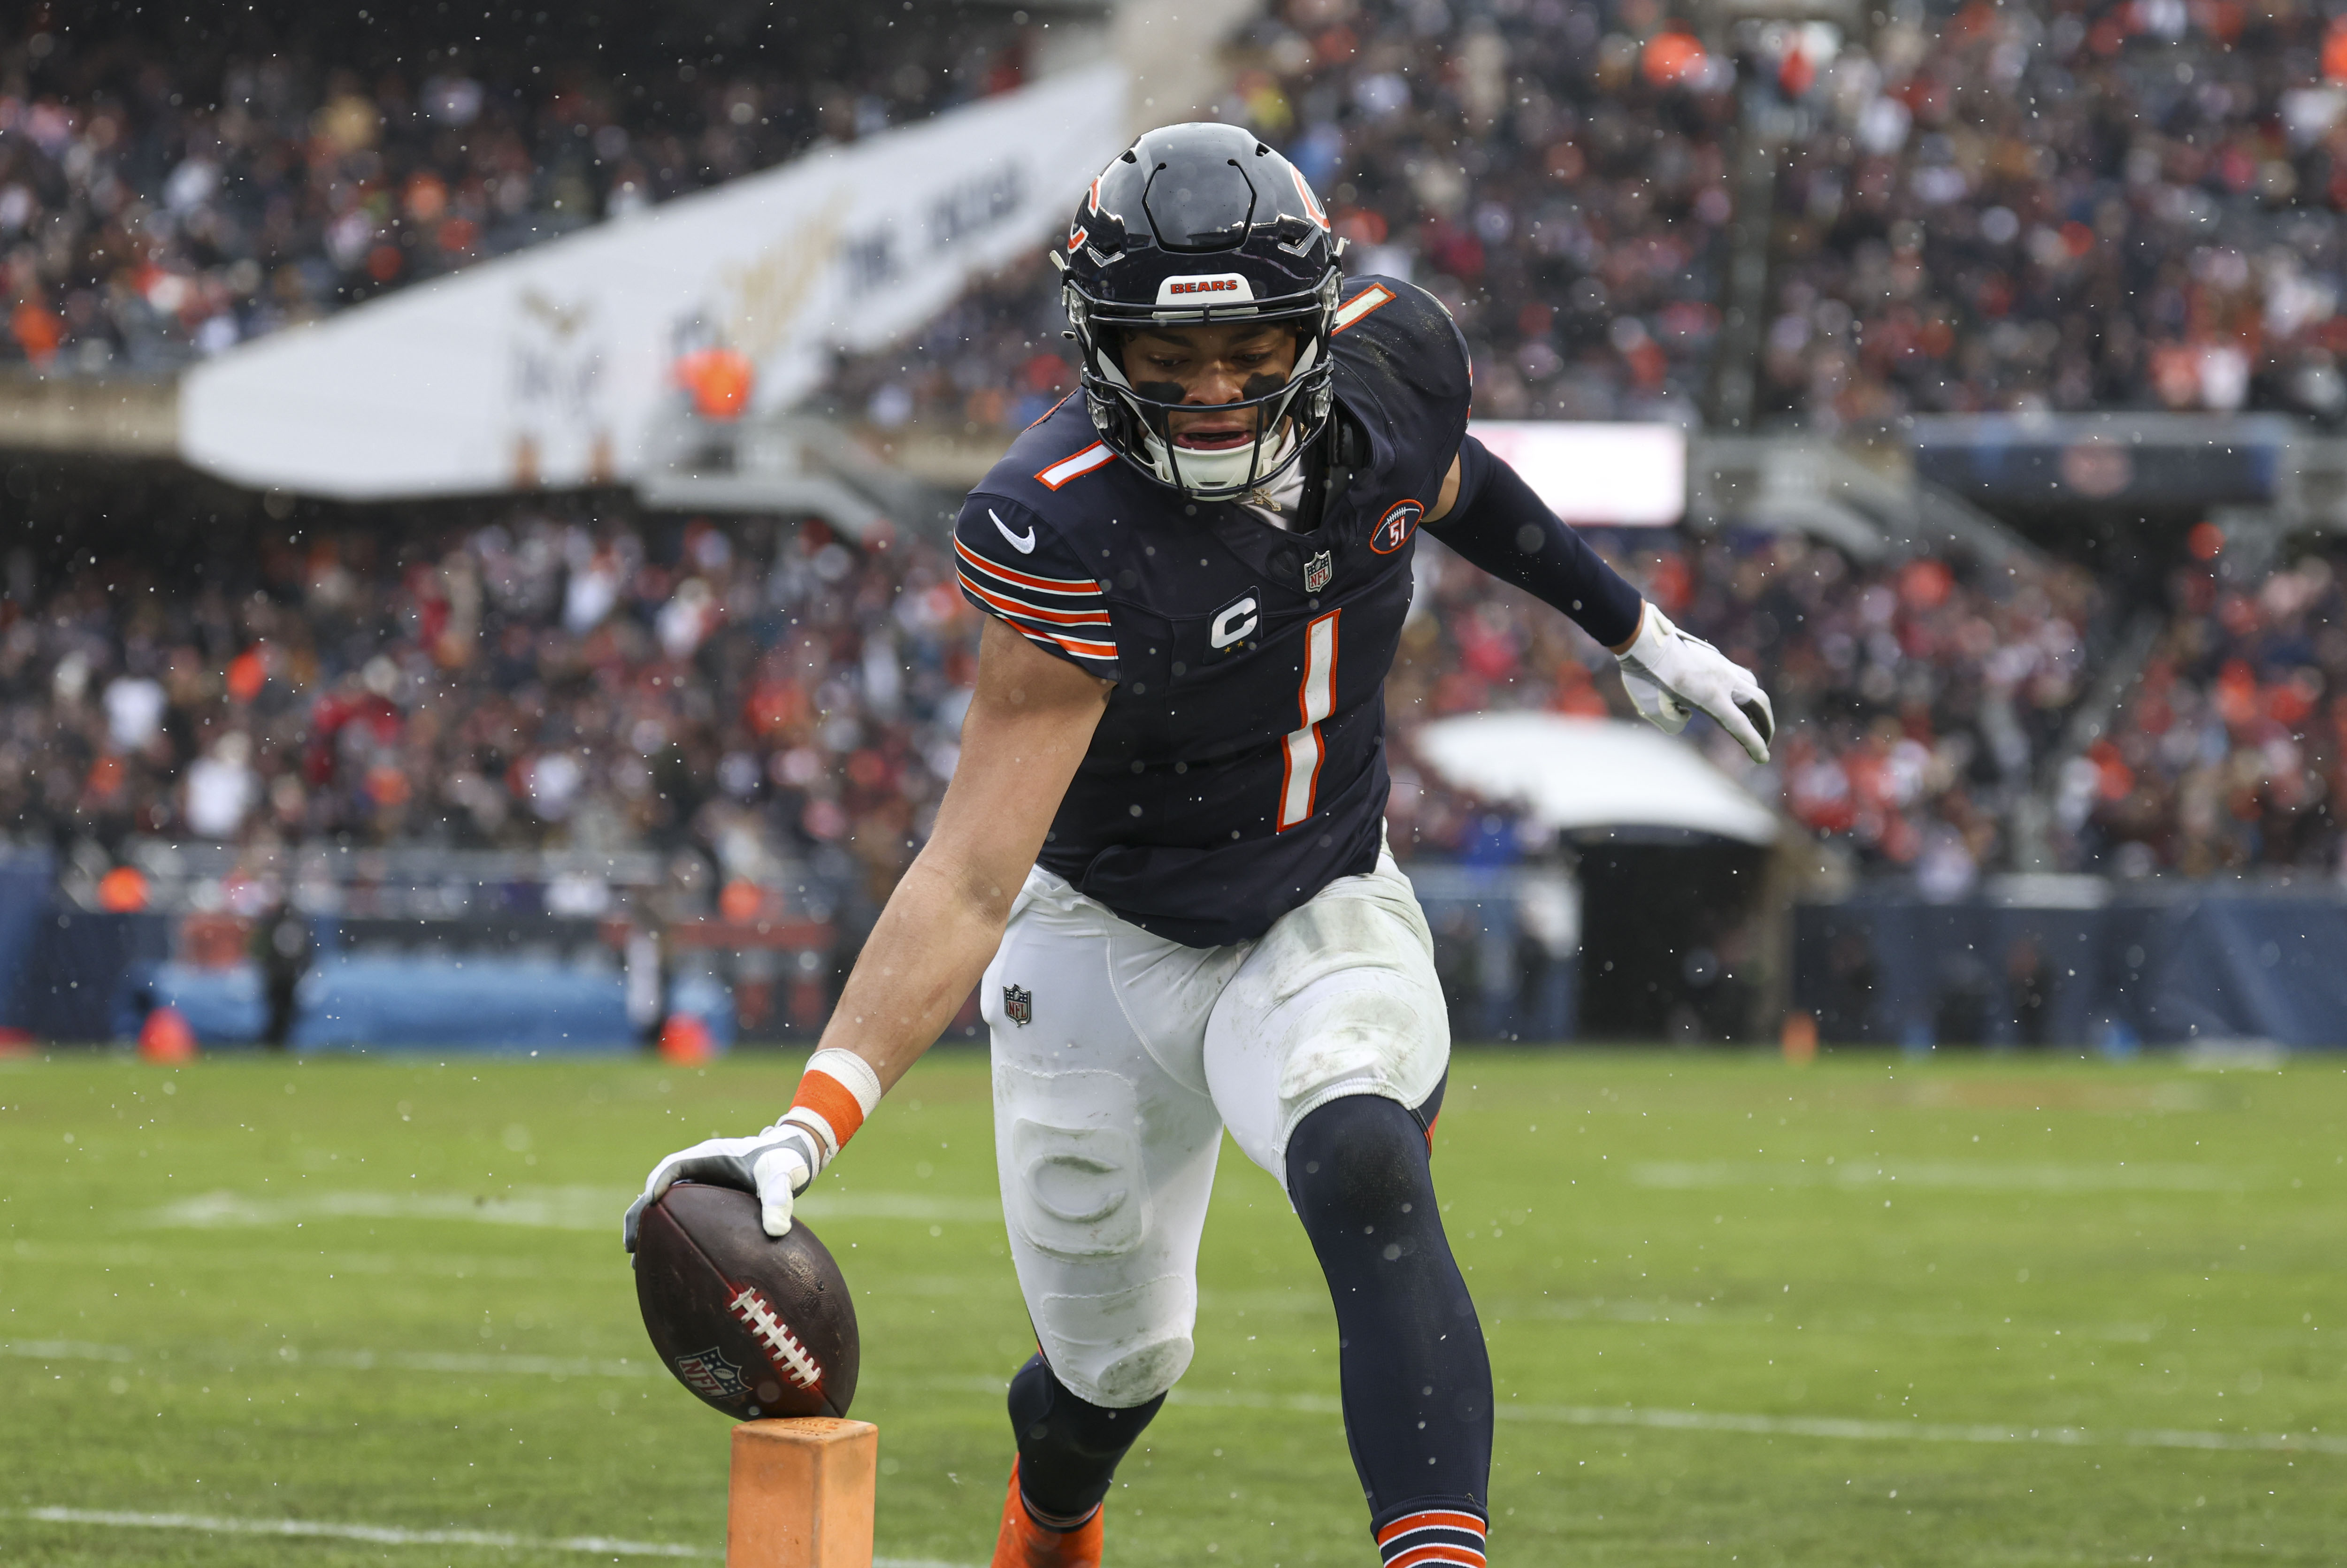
[
  {"xmin": 1615, "ymin": 602, "xmax": 1775, "ymax": 763},
  {"xmin": 622, "ymin": 1121, "xmax": 822, "ymax": 1251}
]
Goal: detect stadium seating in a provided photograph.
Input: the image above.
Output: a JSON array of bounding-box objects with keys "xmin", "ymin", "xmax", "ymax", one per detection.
[
  {"xmin": 3, "ymin": 487, "xmax": 2135, "ymax": 880},
  {"xmin": 2084, "ymin": 541, "xmax": 2347, "ymax": 877},
  {"xmin": 831, "ymin": 0, "xmax": 2347, "ymax": 433},
  {"xmin": 0, "ymin": 8, "xmax": 1026, "ymax": 371}
]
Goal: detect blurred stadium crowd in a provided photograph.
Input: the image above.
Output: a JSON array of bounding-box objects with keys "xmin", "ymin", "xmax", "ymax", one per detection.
[
  {"xmin": 8, "ymin": 512, "xmax": 976, "ymax": 914},
  {"xmin": 834, "ymin": 0, "xmax": 2347, "ymax": 433},
  {"xmin": 0, "ymin": 6, "xmax": 1025, "ymax": 371},
  {"xmin": 8, "ymin": 501, "xmax": 2339, "ymax": 890},
  {"xmin": 21, "ymin": 0, "xmax": 2347, "ymax": 424},
  {"xmin": 2087, "ymin": 536, "xmax": 2347, "ymax": 876}
]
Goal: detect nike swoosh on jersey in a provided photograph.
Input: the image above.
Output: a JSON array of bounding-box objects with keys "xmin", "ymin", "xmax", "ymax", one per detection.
[{"xmin": 990, "ymin": 509, "xmax": 1036, "ymax": 553}]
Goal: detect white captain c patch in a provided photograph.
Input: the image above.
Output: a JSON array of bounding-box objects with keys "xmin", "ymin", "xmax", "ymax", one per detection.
[{"xmin": 1209, "ymin": 595, "xmax": 1259, "ymax": 650}]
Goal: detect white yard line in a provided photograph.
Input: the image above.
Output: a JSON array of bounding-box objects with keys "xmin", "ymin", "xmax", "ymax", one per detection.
[
  {"xmin": 1155, "ymin": 1386, "xmax": 2343, "ymax": 1457},
  {"xmin": 13, "ymin": 1508, "xmax": 974, "ymax": 1568},
  {"xmin": 1491, "ymin": 1399, "xmax": 2347, "ymax": 1457},
  {"xmin": 1630, "ymin": 1160, "xmax": 2245, "ymax": 1193},
  {"xmin": 14, "ymin": 1508, "xmax": 711, "ymax": 1558},
  {"xmin": 1, "ymin": 1338, "xmax": 652, "ymax": 1379},
  {"xmin": 141, "ymin": 1188, "xmax": 1000, "ymax": 1231},
  {"xmin": 6, "ymin": 1339, "xmax": 135, "ymax": 1363}
]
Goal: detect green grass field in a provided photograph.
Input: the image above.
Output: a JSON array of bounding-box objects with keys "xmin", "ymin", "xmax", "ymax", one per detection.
[{"xmin": 3, "ymin": 1047, "xmax": 2342, "ymax": 1567}]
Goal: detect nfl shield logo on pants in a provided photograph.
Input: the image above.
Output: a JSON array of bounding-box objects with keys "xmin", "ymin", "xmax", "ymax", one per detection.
[
  {"xmin": 1004, "ymin": 984, "xmax": 1033, "ymax": 1026},
  {"xmin": 1304, "ymin": 550, "xmax": 1333, "ymax": 593}
]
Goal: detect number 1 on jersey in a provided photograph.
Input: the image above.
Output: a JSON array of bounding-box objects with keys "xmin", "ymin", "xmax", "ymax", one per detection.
[{"xmin": 1277, "ymin": 610, "xmax": 1341, "ymax": 830}]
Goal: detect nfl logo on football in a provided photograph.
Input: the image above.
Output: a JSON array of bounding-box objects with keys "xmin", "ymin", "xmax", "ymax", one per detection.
[
  {"xmin": 672, "ymin": 1347, "xmax": 748, "ymax": 1402},
  {"xmin": 1004, "ymin": 984, "xmax": 1034, "ymax": 1026},
  {"xmin": 1304, "ymin": 550, "xmax": 1333, "ymax": 593}
]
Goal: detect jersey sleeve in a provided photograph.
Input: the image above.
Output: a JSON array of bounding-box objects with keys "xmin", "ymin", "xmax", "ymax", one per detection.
[
  {"xmin": 952, "ymin": 493, "xmax": 1120, "ymax": 681},
  {"xmin": 1329, "ymin": 275, "xmax": 1474, "ymax": 475}
]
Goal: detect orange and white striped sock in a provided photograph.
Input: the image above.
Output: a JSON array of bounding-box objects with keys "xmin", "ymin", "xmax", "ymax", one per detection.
[
  {"xmin": 1374, "ymin": 1508, "xmax": 1487, "ymax": 1568},
  {"xmin": 776, "ymin": 1048, "xmax": 883, "ymax": 1178}
]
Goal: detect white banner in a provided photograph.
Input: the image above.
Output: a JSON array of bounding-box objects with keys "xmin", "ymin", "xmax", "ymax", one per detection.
[
  {"xmin": 1466, "ymin": 421, "xmax": 1686, "ymax": 527},
  {"xmin": 179, "ymin": 66, "xmax": 1127, "ymax": 499}
]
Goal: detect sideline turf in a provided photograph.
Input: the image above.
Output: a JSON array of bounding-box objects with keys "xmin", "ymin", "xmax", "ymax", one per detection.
[{"xmin": 2, "ymin": 1048, "xmax": 2341, "ymax": 1567}]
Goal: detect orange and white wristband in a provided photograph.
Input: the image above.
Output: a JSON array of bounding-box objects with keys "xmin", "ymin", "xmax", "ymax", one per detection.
[{"xmin": 776, "ymin": 1048, "xmax": 884, "ymax": 1177}]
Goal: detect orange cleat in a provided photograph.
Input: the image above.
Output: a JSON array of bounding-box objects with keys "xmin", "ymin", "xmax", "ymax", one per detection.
[{"xmin": 991, "ymin": 1459, "xmax": 1104, "ymax": 1568}]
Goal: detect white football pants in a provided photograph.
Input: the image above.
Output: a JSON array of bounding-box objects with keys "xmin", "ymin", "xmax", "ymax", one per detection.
[{"xmin": 979, "ymin": 846, "xmax": 1450, "ymax": 1410}]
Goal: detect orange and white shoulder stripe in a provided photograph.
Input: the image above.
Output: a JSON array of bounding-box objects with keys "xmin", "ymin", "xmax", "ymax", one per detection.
[
  {"xmin": 1333, "ymin": 284, "xmax": 1396, "ymax": 334},
  {"xmin": 953, "ymin": 536, "xmax": 1102, "ymax": 600},
  {"xmin": 1035, "ymin": 442, "xmax": 1118, "ymax": 490},
  {"xmin": 1012, "ymin": 625, "xmax": 1119, "ymax": 662},
  {"xmin": 955, "ymin": 540, "xmax": 1113, "ymax": 633},
  {"xmin": 959, "ymin": 573, "xmax": 1114, "ymax": 630}
]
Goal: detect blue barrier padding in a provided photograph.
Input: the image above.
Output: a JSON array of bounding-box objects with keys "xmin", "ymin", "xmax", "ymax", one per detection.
[
  {"xmin": 1795, "ymin": 891, "xmax": 2347, "ymax": 1049},
  {"xmin": 291, "ymin": 956, "xmax": 644, "ymax": 1052},
  {"xmin": 667, "ymin": 971, "xmax": 737, "ymax": 1048},
  {"xmin": 17, "ymin": 910, "xmax": 170, "ymax": 1042},
  {"xmin": 110, "ymin": 955, "xmax": 736, "ymax": 1053},
  {"xmin": 120, "ymin": 961, "xmax": 268, "ymax": 1043},
  {"xmin": 2150, "ymin": 899, "xmax": 2347, "ymax": 1048},
  {"xmin": 0, "ymin": 851, "xmax": 56, "ymax": 1030}
]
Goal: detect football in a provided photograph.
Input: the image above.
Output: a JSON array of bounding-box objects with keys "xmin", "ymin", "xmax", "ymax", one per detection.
[{"xmin": 633, "ymin": 1181, "xmax": 860, "ymax": 1420}]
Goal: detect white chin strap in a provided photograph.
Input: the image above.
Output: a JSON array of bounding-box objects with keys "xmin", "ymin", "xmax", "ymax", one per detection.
[{"xmin": 1151, "ymin": 424, "xmax": 1296, "ymax": 494}]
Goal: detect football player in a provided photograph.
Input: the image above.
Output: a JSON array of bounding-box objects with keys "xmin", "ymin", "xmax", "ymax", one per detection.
[{"xmin": 627, "ymin": 123, "xmax": 1772, "ymax": 1568}]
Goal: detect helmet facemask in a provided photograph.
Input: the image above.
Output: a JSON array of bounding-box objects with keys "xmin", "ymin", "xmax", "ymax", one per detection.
[{"xmin": 1062, "ymin": 252, "xmax": 1341, "ymax": 502}]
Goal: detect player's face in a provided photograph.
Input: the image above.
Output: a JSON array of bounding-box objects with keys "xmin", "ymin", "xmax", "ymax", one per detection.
[{"xmin": 1119, "ymin": 324, "xmax": 1301, "ymax": 451}]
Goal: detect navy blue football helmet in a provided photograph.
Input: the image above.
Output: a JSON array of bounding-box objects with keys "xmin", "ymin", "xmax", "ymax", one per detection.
[{"xmin": 1057, "ymin": 122, "xmax": 1342, "ymax": 499}]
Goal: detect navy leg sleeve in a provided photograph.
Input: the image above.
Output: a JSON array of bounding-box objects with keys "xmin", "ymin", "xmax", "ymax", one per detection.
[
  {"xmin": 1286, "ymin": 1093, "xmax": 1493, "ymax": 1523},
  {"xmin": 1428, "ymin": 433, "xmax": 1644, "ymax": 649},
  {"xmin": 1005, "ymin": 1352, "xmax": 1165, "ymax": 1524}
]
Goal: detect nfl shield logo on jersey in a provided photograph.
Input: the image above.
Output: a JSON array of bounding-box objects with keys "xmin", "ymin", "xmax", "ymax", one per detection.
[
  {"xmin": 1004, "ymin": 984, "xmax": 1034, "ymax": 1026},
  {"xmin": 1304, "ymin": 550, "xmax": 1334, "ymax": 593}
]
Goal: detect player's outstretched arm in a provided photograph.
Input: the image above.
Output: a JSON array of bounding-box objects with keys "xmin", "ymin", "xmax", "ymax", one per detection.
[
  {"xmin": 1424, "ymin": 437, "xmax": 1775, "ymax": 762},
  {"xmin": 819, "ymin": 614, "xmax": 1111, "ymax": 1088},
  {"xmin": 625, "ymin": 617, "xmax": 1110, "ymax": 1247}
]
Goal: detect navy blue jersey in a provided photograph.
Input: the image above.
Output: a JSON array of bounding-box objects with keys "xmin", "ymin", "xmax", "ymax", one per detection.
[{"xmin": 953, "ymin": 276, "xmax": 1470, "ymax": 946}]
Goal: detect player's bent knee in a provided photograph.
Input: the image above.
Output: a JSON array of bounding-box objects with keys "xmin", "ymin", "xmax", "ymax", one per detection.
[
  {"xmin": 1285, "ymin": 1093, "xmax": 1433, "ymax": 1233},
  {"xmin": 1038, "ymin": 1328, "xmax": 1194, "ymax": 1410},
  {"xmin": 1074, "ymin": 1335, "xmax": 1192, "ymax": 1409},
  {"xmin": 1033, "ymin": 1274, "xmax": 1196, "ymax": 1408},
  {"xmin": 1242, "ymin": 972, "xmax": 1446, "ymax": 1175}
]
